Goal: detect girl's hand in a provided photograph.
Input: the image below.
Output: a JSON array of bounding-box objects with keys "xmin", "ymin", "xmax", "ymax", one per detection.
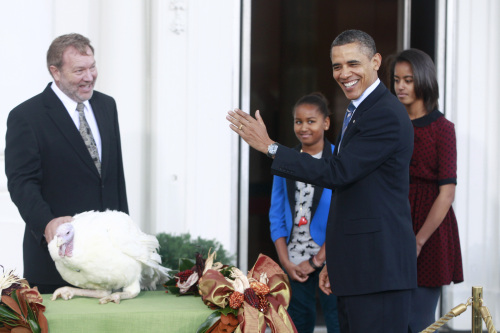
[
  {"xmin": 282, "ymin": 261, "xmax": 308, "ymax": 283},
  {"xmin": 297, "ymin": 259, "xmax": 315, "ymax": 275},
  {"xmin": 416, "ymin": 242, "xmax": 423, "ymax": 257}
]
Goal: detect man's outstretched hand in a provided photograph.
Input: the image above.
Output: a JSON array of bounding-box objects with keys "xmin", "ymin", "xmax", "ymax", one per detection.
[{"xmin": 226, "ymin": 109, "xmax": 275, "ymax": 154}]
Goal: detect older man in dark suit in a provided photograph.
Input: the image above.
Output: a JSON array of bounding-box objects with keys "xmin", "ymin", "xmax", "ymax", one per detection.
[
  {"xmin": 227, "ymin": 30, "xmax": 416, "ymax": 332},
  {"xmin": 5, "ymin": 33, "xmax": 128, "ymax": 294}
]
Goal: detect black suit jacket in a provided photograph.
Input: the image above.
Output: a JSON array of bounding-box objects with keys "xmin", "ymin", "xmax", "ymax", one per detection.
[
  {"xmin": 5, "ymin": 83, "xmax": 128, "ymax": 285},
  {"xmin": 271, "ymin": 82, "xmax": 417, "ymax": 296}
]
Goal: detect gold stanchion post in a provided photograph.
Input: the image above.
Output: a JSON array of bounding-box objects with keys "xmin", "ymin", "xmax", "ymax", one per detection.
[{"xmin": 472, "ymin": 286, "xmax": 483, "ymax": 333}]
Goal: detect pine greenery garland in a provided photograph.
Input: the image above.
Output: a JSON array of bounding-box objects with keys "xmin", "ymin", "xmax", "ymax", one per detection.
[{"xmin": 156, "ymin": 233, "xmax": 235, "ymax": 270}]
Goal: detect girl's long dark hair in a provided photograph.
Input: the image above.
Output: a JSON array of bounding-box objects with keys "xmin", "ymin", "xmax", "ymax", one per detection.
[{"xmin": 390, "ymin": 48, "xmax": 439, "ymax": 113}]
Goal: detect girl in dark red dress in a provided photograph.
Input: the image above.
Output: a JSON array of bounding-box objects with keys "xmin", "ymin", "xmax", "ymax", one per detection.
[{"xmin": 390, "ymin": 49, "xmax": 464, "ymax": 332}]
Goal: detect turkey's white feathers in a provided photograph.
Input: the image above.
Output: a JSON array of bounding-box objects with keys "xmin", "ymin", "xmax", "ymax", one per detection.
[{"xmin": 48, "ymin": 210, "xmax": 170, "ymax": 303}]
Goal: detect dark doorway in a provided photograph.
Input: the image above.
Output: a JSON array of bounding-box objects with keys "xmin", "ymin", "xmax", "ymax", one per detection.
[
  {"xmin": 247, "ymin": 4, "xmax": 400, "ymax": 325},
  {"xmin": 246, "ymin": 0, "xmax": 441, "ymax": 328},
  {"xmin": 410, "ymin": 0, "xmax": 437, "ymax": 62},
  {"xmin": 248, "ymin": 0, "xmax": 400, "ymax": 269}
]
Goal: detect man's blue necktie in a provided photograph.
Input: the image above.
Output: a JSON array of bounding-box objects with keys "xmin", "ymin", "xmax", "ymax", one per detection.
[{"xmin": 339, "ymin": 102, "xmax": 356, "ymax": 148}]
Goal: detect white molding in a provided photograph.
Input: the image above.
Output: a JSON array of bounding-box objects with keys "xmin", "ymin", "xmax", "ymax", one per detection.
[
  {"xmin": 445, "ymin": 0, "xmax": 457, "ymax": 123},
  {"xmin": 237, "ymin": 0, "xmax": 252, "ymax": 272},
  {"xmin": 142, "ymin": 0, "xmax": 154, "ymax": 233},
  {"xmin": 436, "ymin": 0, "xmax": 447, "ymax": 114},
  {"xmin": 169, "ymin": 0, "xmax": 187, "ymax": 35},
  {"xmin": 0, "ymin": 154, "xmax": 6, "ymax": 193},
  {"xmin": 403, "ymin": 0, "xmax": 412, "ymax": 49}
]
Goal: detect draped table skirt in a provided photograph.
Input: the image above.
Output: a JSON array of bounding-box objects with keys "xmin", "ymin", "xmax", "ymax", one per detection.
[{"xmin": 42, "ymin": 290, "xmax": 213, "ymax": 332}]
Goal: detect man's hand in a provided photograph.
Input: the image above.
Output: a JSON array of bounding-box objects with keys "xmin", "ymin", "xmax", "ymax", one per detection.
[
  {"xmin": 44, "ymin": 216, "xmax": 73, "ymax": 243},
  {"xmin": 318, "ymin": 265, "xmax": 332, "ymax": 295},
  {"xmin": 226, "ymin": 109, "xmax": 274, "ymax": 154}
]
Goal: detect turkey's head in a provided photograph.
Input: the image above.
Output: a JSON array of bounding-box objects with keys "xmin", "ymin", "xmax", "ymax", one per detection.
[{"xmin": 55, "ymin": 223, "xmax": 75, "ymax": 258}]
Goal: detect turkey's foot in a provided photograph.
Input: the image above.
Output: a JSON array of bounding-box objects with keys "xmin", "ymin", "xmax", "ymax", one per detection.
[{"xmin": 51, "ymin": 286, "xmax": 111, "ymax": 301}]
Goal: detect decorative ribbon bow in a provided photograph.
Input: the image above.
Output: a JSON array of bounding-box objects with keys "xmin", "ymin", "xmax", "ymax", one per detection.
[{"xmin": 198, "ymin": 254, "xmax": 297, "ymax": 333}]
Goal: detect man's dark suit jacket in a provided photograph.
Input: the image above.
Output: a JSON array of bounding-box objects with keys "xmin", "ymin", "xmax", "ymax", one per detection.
[
  {"xmin": 5, "ymin": 83, "xmax": 128, "ymax": 286},
  {"xmin": 271, "ymin": 82, "xmax": 417, "ymax": 296}
]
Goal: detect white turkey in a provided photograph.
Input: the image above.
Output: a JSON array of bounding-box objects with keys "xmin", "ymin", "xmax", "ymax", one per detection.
[{"xmin": 48, "ymin": 210, "xmax": 170, "ymax": 304}]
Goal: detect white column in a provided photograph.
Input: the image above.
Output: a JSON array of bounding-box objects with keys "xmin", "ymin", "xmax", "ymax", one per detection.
[
  {"xmin": 442, "ymin": 0, "xmax": 500, "ymax": 329},
  {"xmin": 94, "ymin": 0, "xmax": 148, "ymax": 231},
  {"xmin": 149, "ymin": 0, "xmax": 242, "ymax": 257}
]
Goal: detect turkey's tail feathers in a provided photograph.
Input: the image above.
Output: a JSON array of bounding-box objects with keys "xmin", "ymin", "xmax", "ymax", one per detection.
[
  {"xmin": 135, "ymin": 233, "xmax": 162, "ymax": 266},
  {"xmin": 140, "ymin": 264, "xmax": 171, "ymax": 291},
  {"xmin": 139, "ymin": 233, "xmax": 171, "ymax": 290}
]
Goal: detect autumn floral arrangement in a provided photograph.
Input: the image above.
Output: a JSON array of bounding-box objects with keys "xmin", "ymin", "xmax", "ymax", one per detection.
[
  {"xmin": 0, "ymin": 266, "xmax": 48, "ymax": 333},
  {"xmin": 164, "ymin": 251, "xmax": 297, "ymax": 333}
]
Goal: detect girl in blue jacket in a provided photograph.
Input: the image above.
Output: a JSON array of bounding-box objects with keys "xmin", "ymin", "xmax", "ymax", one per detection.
[{"xmin": 269, "ymin": 92, "xmax": 339, "ymax": 333}]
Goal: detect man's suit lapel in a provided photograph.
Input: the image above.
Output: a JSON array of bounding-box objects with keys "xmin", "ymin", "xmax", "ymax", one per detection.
[
  {"xmin": 310, "ymin": 140, "xmax": 332, "ymax": 218},
  {"xmin": 89, "ymin": 95, "xmax": 110, "ymax": 177},
  {"xmin": 43, "ymin": 84, "xmax": 101, "ymax": 177},
  {"xmin": 335, "ymin": 81, "xmax": 387, "ymax": 154}
]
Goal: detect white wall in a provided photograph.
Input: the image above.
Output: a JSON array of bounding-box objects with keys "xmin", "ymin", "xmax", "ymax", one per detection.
[
  {"xmin": 0, "ymin": 0, "xmax": 56, "ymax": 276},
  {"xmin": 0, "ymin": 0, "xmax": 241, "ymax": 275}
]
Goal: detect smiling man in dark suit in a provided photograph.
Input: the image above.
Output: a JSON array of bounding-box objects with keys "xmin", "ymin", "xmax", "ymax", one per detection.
[
  {"xmin": 5, "ymin": 33, "xmax": 128, "ymax": 294},
  {"xmin": 227, "ymin": 30, "xmax": 416, "ymax": 332}
]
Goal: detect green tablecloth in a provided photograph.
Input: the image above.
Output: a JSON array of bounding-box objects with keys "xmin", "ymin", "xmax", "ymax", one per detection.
[{"xmin": 42, "ymin": 291, "xmax": 213, "ymax": 333}]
